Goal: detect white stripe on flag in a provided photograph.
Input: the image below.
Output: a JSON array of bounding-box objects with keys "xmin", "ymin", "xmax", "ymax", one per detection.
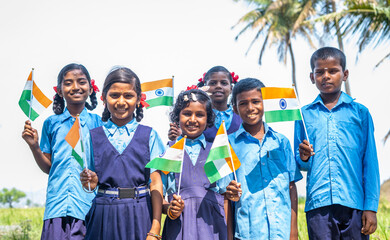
[
  {"xmin": 23, "ymin": 81, "xmax": 33, "ymax": 90},
  {"xmin": 143, "ymin": 87, "xmax": 173, "ymax": 100},
  {"xmin": 29, "ymin": 98, "xmax": 48, "ymax": 114},
  {"xmin": 211, "ymin": 133, "xmax": 229, "ymax": 149},
  {"xmin": 161, "ymin": 147, "xmax": 183, "ymax": 161},
  {"xmin": 212, "ymin": 158, "xmax": 232, "ymax": 178},
  {"xmin": 263, "ymin": 98, "xmax": 299, "ymax": 111}
]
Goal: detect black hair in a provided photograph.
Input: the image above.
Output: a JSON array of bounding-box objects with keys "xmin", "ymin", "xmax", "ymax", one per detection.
[
  {"xmin": 53, "ymin": 63, "xmax": 98, "ymax": 115},
  {"xmin": 197, "ymin": 66, "xmax": 233, "ymax": 87},
  {"xmin": 169, "ymin": 89, "xmax": 215, "ymax": 128},
  {"xmin": 101, "ymin": 67, "xmax": 143, "ymax": 122},
  {"xmin": 310, "ymin": 47, "xmax": 347, "ymax": 71},
  {"xmin": 231, "ymin": 78, "xmax": 265, "ymax": 106}
]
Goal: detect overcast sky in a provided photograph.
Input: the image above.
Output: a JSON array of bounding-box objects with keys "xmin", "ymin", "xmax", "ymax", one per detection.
[{"xmin": 0, "ymin": 0, "xmax": 389, "ymax": 197}]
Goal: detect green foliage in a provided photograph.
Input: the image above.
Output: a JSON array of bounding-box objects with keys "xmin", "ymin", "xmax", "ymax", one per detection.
[
  {"xmin": 0, "ymin": 208, "xmax": 43, "ymax": 239},
  {"xmin": 0, "ymin": 188, "xmax": 26, "ymax": 208}
]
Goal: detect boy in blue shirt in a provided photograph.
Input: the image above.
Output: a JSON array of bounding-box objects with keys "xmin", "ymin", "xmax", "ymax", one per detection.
[
  {"xmin": 223, "ymin": 78, "xmax": 302, "ymax": 239},
  {"xmin": 295, "ymin": 47, "xmax": 380, "ymax": 239}
]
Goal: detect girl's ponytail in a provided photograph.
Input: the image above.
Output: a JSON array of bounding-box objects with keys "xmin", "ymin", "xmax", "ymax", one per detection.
[
  {"xmin": 86, "ymin": 91, "xmax": 98, "ymax": 111},
  {"xmin": 102, "ymin": 105, "xmax": 111, "ymax": 122},
  {"xmin": 53, "ymin": 93, "xmax": 65, "ymax": 115},
  {"xmin": 135, "ymin": 104, "xmax": 144, "ymax": 122}
]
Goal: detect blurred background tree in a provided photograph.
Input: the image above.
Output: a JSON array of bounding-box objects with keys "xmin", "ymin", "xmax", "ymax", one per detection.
[{"xmin": 0, "ymin": 188, "xmax": 26, "ymax": 208}]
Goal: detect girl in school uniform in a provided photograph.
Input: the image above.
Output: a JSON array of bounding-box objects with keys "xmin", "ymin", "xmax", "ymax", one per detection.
[
  {"xmin": 80, "ymin": 67, "xmax": 164, "ymax": 240},
  {"xmin": 168, "ymin": 66, "xmax": 241, "ymax": 142},
  {"xmin": 22, "ymin": 63, "xmax": 101, "ymax": 239},
  {"xmin": 162, "ymin": 88, "xmax": 238, "ymax": 240}
]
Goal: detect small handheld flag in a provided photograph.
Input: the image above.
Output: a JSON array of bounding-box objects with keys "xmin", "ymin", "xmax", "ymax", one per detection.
[
  {"xmin": 141, "ymin": 78, "xmax": 174, "ymax": 108},
  {"xmin": 19, "ymin": 69, "xmax": 52, "ymax": 121},
  {"xmin": 65, "ymin": 116, "xmax": 85, "ymax": 168},
  {"xmin": 261, "ymin": 87, "xmax": 302, "ymax": 123},
  {"xmin": 204, "ymin": 121, "xmax": 241, "ymax": 183}
]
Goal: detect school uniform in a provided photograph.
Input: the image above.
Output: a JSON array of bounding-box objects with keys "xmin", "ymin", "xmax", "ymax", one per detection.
[
  {"xmin": 203, "ymin": 106, "xmax": 242, "ymax": 142},
  {"xmin": 40, "ymin": 108, "xmax": 102, "ymax": 240},
  {"xmin": 220, "ymin": 123, "xmax": 302, "ymax": 239},
  {"xmin": 162, "ymin": 135, "xmax": 227, "ymax": 240},
  {"xmin": 85, "ymin": 119, "xmax": 165, "ymax": 240},
  {"xmin": 294, "ymin": 92, "xmax": 380, "ymax": 239}
]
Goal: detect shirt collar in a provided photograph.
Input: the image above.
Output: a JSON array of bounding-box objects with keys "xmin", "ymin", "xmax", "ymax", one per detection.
[
  {"xmin": 213, "ymin": 105, "xmax": 233, "ymax": 116},
  {"xmin": 178, "ymin": 134, "xmax": 207, "ymax": 149},
  {"xmin": 60, "ymin": 108, "xmax": 88, "ymax": 126},
  {"xmin": 236, "ymin": 121, "xmax": 272, "ymax": 139},
  {"xmin": 105, "ymin": 118, "xmax": 138, "ymax": 136},
  {"xmin": 310, "ymin": 92, "xmax": 354, "ymax": 109}
]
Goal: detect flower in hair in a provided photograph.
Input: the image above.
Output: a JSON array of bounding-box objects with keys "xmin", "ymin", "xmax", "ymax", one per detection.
[
  {"xmin": 198, "ymin": 72, "xmax": 206, "ymax": 83},
  {"xmin": 100, "ymin": 95, "xmax": 104, "ymax": 101},
  {"xmin": 230, "ymin": 72, "xmax": 239, "ymax": 83},
  {"xmin": 91, "ymin": 79, "xmax": 100, "ymax": 93},
  {"xmin": 53, "ymin": 86, "xmax": 58, "ymax": 93},
  {"xmin": 140, "ymin": 93, "xmax": 150, "ymax": 108},
  {"xmin": 186, "ymin": 85, "xmax": 198, "ymax": 91}
]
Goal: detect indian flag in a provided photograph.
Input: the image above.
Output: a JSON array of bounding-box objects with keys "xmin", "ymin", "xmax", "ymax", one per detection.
[
  {"xmin": 65, "ymin": 117, "xmax": 84, "ymax": 168},
  {"xmin": 141, "ymin": 78, "xmax": 173, "ymax": 108},
  {"xmin": 18, "ymin": 70, "xmax": 52, "ymax": 121},
  {"xmin": 145, "ymin": 137, "xmax": 185, "ymax": 173},
  {"xmin": 204, "ymin": 122, "xmax": 241, "ymax": 183},
  {"xmin": 261, "ymin": 87, "xmax": 302, "ymax": 123}
]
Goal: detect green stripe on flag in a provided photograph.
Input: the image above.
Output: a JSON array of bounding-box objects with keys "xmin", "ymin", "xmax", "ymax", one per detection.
[
  {"xmin": 264, "ymin": 109, "xmax": 302, "ymax": 123},
  {"xmin": 204, "ymin": 161, "xmax": 222, "ymax": 183},
  {"xmin": 72, "ymin": 149, "xmax": 84, "ymax": 168},
  {"xmin": 207, "ymin": 145, "xmax": 230, "ymax": 161},
  {"xmin": 18, "ymin": 90, "xmax": 39, "ymax": 121},
  {"xmin": 145, "ymin": 158, "xmax": 182, "ymax": 173},
  {"xmin": 146, "ymin": 96, "xmax": 173, "ymax": 108}
]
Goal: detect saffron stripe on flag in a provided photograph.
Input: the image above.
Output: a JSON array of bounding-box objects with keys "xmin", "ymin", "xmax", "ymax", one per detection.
[
  {"xmin": 32, "ymin": 81, "xmax": 52, "ymax": 108},
  {"xmin": 261, "ymin": 87, "xmax": 297, "ymax": 99},
  {"xmin": 141, "ymin": 78, "xmax": 173, "ymax": 92},
  {"xmin": 146, "ymin": 96, "xmax": 173, "ymax": 108},
  {"xmin": 264, "ymin": 109, "xmax": 302, "ymax": 123}
]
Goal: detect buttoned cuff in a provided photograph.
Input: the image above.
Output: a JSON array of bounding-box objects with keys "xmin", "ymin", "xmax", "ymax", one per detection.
[{"xmin": 364, "ymin": 197, "xmax": 379, "ymax": 212}]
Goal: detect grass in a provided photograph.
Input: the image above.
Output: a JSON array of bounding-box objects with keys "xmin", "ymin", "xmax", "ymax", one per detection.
[{"xmin": 0, "ymin": 200, "xmax": 389, "ymax": 240}]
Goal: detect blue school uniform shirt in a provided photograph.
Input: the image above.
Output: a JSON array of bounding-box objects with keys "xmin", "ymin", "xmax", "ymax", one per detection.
[
  {"xmin": 294, "ymin": 92, "xmax": 380, "ymax": 212},
  {"xmin": 220, "ymin": 123, "xmax": 302, "ymax": 240},
  {"xmin": 213, "ymin": 106, "xmax": 234, "ymax": 129},
  {"xmin": 40, "ymin": 108, "xmax": 102, "ymax": 221},
  {"xmin": 102, "ymin": 118, "xmax": 165, "ymax": 173},
  {"xmin": 161, "ymin": 134, "xmax": 222, "ymax": 195}
]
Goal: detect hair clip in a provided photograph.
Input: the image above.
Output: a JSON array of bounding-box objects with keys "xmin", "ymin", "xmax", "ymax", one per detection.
[
  {"xmin": 199, "ymin": 86, "xmax": 211, "ymax": 95},
  {"xmin": 186, "ymin": 85, "xmax": 198, "ymax": 91},
  {"xmin": 139, "ymin": 93, "xmax": 150, "ymax": 108},
  {"xmin": 191, "ymin": 93, "xmax": 197, "ymax": 101},
  {"xmin": 100, "ymin": 95, "xmax": 104, "ymax": 101},
  {"xmin": 53, "ymin": 86, "xmax": 58, "ymax": 93},
  {"xmin": 231, "ymin": 72, "xmax": 239, "ymax": 83},
  {"xmin": 91, "ymin": 79, "xmax": 100, "ymax": 93},
  {"xmin": 183, "ymin": 94, "xmax": 189, "ymax": 102}
]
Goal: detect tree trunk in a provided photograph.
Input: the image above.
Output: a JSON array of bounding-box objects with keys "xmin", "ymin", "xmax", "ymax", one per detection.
[
  {"xmin": 332, "ymin": 0, "xmax": 352, "ymax": 96},
  {"xmin": 288, "ymin": 40, "xmax": 298, "ymax": 98}
]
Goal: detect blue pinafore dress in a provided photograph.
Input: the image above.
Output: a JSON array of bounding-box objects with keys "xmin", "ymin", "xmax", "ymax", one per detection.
[
  {"xmin": 203, "ymin": 112, "xmax": 241, "ymax": 142},
  {"xmin": 162, "ymin": 142, "xmax": 227, "ymax": 240},
  {"xmin": 85, "ymin": 125, "xmax": 152, "ymax": 240}
]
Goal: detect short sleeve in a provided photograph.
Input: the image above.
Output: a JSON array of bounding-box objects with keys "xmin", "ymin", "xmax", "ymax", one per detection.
[{"xmin": 40, "ymin": 118, "xmax": 52, "ymax": 154}]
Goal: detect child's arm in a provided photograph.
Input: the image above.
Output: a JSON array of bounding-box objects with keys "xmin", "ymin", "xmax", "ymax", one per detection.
[
  {"xmin": 80, "ymin": 169, "xmax": 98, "ymax": 190},
  {"xmin": 148, "ymin": 171, "xmax": 163, "ymax": 239},
  {"xmin": 168, "ymin": 123, "xmax": 181, "ymax": 141},
  {"xmin": 22, "ymin": 120, "xmax": 51, "ymax": 174},
  {"xmin": 224, "ymin": 195, "xmax": 234, "ymax": 240},
  {"xmin": 361, "ymin": 211, "xmax": 377, "ymax": 235},
  {"xmin": 289, "ymin": 181, "xmax": 298, "ymax": 240}
]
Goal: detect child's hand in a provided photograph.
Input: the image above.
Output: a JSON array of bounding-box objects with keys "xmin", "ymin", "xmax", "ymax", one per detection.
[
  {"xmin": 80, "ymin": 169, "xmax": 98, "ymax": 191},
  {"xmin": 22, "ymin": 120, "xmax": 39, "ymax": 148},
  {"xmin": 168, "ymin": 123, "xmax": 181, "ymax": 141},
  {"xmin": 225, "ymin": 180, "xmax": 242, "ymax": 202},
  {"xmin": 361, "ymin": 210, "xmax": 377, "ymax": 235},
  {"xmin": 299, "ymin": 140, "xmax": 314, "ymax": 162},
  {"xmin": 169, "ymin": 194, "xmax": 184, "ymax": 219}
]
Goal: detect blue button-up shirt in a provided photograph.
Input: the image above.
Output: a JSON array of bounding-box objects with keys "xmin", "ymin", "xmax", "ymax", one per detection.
[
  {"xmin": 221, "ymin": 123, "xmax": 302, "ymax": 239},
  {"xmin": 40, "ymin": 108, "xmax": 102, "ymax": 220},
  {"xmin": 294, "ymin": 92, "xmax": 380, "ymax": 212},
  {"xmin": 213, "ymin": 105, "xmax": 234, "ymax": 130}
]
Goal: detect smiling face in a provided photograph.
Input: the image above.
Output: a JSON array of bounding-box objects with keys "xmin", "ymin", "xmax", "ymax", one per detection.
[
  {"xmin": 233, "ymin": 88, "xmax": 264, "ymax": 133},
  {"xmin": 104, "ymin": 82, "xmax": 139, "ymax": 126},
  {"xmin": 58, "ymin": 69, "xmax": 92, "ymax": 106},
  {"xmin": 310, "ymin": 57, "xmax": 349, "ymax": 97},
  {"xmin": 206, "ymin": 72, "xmax": 232, "ymax": 108},
  {"xmin": 179, "ymin": 101, "xmax": 208, "ymax": 139}
]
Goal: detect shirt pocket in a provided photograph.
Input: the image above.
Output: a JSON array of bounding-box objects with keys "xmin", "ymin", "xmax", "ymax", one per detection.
[
  {"xmin": 267, "ymin": 149, "xmax": 288, "ymax": 180},
  {"xmin": 337, "ymin": 120, "xmax": 363, "ymax": 150}
]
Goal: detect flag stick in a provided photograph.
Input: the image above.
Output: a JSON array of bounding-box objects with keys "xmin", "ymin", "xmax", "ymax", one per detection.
[
  {"xmin": 28, "ymin": 68, "xmax": 34, "ymax": 121},
  {"xmin": 77, "ymin": 114, "xmax": 91, "ymax": 191},
  {"xmin": 223, "ymin": 121, "xmax": 237, "ymax": 181},
  {"xmin": 292, "ymin": 84, "xmax": 311, "ymax": 146},
  {"xmin": 172, "ymin": 76, "xmax": 175, "ymax": 104},
  {"xmin": 176, "ymin": 135, "xmax": 187, "ymax": 196}
]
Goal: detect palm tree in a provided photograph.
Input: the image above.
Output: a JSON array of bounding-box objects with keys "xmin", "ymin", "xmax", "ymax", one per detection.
[{"xmin": 233, "ymin": 0, "xmax": 316, "ymax": 94}]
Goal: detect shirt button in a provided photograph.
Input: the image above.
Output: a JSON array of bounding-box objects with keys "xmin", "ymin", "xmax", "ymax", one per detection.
[
  {"xmin": 262, "ymin": 162, "xmax": 265, "ymax": 165},
  {"xmin": 264, "ymin": 179, "xmax": 268, "ymax": 183}
]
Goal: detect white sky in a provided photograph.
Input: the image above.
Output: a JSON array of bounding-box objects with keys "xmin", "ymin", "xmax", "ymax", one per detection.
[{"xmin": 0, "ymin": 0, "xmax": 389, "ymax": 197}]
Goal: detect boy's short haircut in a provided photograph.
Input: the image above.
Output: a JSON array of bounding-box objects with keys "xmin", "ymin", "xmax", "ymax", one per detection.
[
  {"xmin": 231, "ymin": 78, "xmax": 265, "ymax": 106},
  {"xmin": 310, "ymin": 47, "xmax": 347, "ymax": 71}
]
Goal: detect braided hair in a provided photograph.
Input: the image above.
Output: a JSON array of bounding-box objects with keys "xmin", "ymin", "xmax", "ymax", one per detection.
[
  {"xmin": 197, "ymin": 66, "xmax": 233, "ymax": 88},
  {"xmin": 101, "ymin": 67, "xmax": 143, "ymax": 122},
  {"xmin": 53, "ymin": 63, "xmax": 98, "ymax": 115}
]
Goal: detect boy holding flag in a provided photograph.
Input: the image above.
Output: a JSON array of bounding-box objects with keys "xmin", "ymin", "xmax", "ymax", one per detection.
[{"xmin": 295, "ymin": 47, "xmax": 380, "ymax": 239}]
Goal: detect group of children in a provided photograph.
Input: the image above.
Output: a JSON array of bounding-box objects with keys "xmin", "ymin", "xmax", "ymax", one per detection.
[{"xmin": 22, "ymin": 47, "xmax": 380, "ymax": 240}]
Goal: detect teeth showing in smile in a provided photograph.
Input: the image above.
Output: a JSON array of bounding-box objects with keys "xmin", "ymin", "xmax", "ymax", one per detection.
[{"xmin": 247, "ymin": 114, "xmax": 256, "ymax": 118}]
